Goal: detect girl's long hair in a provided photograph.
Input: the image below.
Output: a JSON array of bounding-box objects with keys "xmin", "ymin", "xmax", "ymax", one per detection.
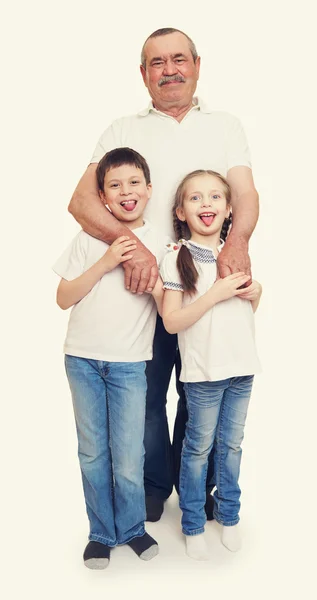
[{"xmin": 172, "ymin": 170, "xmax": 232, "ymax": 295}]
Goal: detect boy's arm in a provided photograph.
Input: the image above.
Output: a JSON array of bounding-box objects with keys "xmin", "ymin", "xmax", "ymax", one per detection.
[
  {"xmin": 56, "ymin": 237, "xmax": 136, "ymax": 310},
  {"xmin": 68, "ymin": 164, "xmax": 158, "ymax": 294},
  {"xmin": 163, "ymin": 273, "xmax": 250, "ymax": 334}
]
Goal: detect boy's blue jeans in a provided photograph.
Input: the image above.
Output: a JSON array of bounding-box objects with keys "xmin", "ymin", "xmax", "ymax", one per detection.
[
  {"xmin": 65, "ymin": 355, "xmax": 147, "ymax": 547},
  {"xmin": 180, "ymin": 375, "xmax": 254, "ymax": 535}
]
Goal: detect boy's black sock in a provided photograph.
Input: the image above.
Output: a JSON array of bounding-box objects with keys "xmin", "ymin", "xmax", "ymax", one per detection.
[
  {"xmin": 83, "ymin": 541, "xmax": 111, "ymax": 570},
  {"xmin": 127, "ymin": 532, "xmax": 159, "ymax": 561}
]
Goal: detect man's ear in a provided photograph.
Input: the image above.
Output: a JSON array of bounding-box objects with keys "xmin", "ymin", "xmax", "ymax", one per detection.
[
  {"xmin": 140, "ymin": 64, "xmax": 147, "ymax": 86},
  {"xmin": 176, "ymin": 206, "xmax": 186, "ymax": 222},
  {"xmin": 195, "ymin": 56, "xmax": 201, "ymax": 80}
]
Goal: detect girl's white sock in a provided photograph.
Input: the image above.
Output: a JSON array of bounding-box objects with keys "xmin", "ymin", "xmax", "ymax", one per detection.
[
  {"xmin": 221, "ymin": 524, "xmax": 242, "ymax": 552},
  {"xmin": 185, "ymin": 533, "xmax": 209, "ymax": 561}
]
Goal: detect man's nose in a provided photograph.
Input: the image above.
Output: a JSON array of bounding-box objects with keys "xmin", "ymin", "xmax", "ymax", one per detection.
[{"xmin": 163, "ymin": 59, "xmax": 177, "ymax": 75}]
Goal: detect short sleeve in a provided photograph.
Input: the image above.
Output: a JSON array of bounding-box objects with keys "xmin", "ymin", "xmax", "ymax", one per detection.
[
  {"xmin": 226, "ymin": 116, "xmax": 251, "ymax": 171},
  {"xmin": 90, "ymin": 119, "xmax": 122, "ymax": 164},
  {"xmin": 52, "ymin": 231, "xmax": 89, "ymax": 281},
  {"xmin": 156, "ymin": 237, "xmax": 177, "ymax": 266},
  {"xmin": 160, "ymin": 249, "xmax": 184, "ymax": 292}
]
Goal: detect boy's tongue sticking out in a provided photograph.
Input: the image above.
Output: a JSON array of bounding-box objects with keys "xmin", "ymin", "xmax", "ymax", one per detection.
[{"xmin": 121, "ymin": 200, "xmax": 137, "ymax": 211}]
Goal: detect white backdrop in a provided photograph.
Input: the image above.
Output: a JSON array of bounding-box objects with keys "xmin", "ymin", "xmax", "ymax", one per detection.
[{"xmin": 2, "ymin": 1, "xmax": 316, "ymax": 598}]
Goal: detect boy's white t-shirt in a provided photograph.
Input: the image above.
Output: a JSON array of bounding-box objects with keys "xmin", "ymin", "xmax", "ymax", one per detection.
[
  {"xmin": 53, "ymin": 221, "xmax": 167, "ymax": 362},
  {"xmin": 160, "ymin": 241, "xmax": 261, "ymax": 382}
]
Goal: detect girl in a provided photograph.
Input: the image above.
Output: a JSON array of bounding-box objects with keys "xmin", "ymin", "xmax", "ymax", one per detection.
[{"xmin": 160, "ymin": 170, "xmax": 262, "ymax": 560}]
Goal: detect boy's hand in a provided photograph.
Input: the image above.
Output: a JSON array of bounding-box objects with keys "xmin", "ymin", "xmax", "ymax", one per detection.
[
  {"xmin": 209, "ymin": 272, "xmax": 251, "ymax": 305},
  {"xmin": 102, "ymin": 236, "xmax": 137, "ymax": 273},
  {"xmin": 236, "ymin": 280, "xmax": 262, "ymax": 301}
]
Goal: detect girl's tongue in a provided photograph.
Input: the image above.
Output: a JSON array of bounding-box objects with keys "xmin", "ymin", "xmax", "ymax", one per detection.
[
  {"xmin": 200, "ymin": 214, "xmax": 215, "ymax": 226},
  {"xmin": 122, "ymin": 200, "xmax": 137, "ymax": 212}
]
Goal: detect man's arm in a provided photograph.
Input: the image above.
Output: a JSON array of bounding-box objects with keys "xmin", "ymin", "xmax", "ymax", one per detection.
[
  {"xmin": 68, "ymin": 163, "xmax": 158, "ymax": 293},
  {"xmin": 217, "ymin": 166, "xmax": 259, "ymax": 280}
]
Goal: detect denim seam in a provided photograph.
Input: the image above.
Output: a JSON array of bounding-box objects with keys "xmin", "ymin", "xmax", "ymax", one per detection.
[
  {"xmin": 182, "ymin": 526, "xmax": 205, "ymax": 536},
  {"xmin": 213, "ymin": 513, "xmax": 240, "ymax": 527},
  {"xmin": 117, "ymin": 526, "xmax": 146, "ymax": 546},
  {"xmin": 89, "ymin": 533, "xmax": 117, "ymax": 547}
]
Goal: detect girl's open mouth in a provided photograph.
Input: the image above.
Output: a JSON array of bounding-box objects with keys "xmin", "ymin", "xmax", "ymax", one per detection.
[{"xmin": 199, "ymin": 212, "xmax": 216, "ymax": 226}]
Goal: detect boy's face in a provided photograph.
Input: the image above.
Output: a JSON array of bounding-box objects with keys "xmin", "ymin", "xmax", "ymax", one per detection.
[{"xmin": 100, "ymin": 164, "xmax": 152, "ymax": 229}]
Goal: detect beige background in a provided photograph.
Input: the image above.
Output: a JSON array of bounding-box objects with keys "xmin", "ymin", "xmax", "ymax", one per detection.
[{"xmin": 2, "ymin": 0, "xmax": 316, "ymax": 598}]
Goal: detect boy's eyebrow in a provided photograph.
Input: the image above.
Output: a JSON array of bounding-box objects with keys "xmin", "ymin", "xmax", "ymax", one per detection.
[{"xmin": 106, "ymin": 175, "xmax": 142, "ymax": 183}]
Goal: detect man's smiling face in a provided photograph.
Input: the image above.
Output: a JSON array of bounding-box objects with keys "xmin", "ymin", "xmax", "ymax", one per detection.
[
  {"xmin": 140, "ymin": 32, "xmax": 200, "ymax": 110},
  {"xmin": 100, "ymin": 164, "xmax": 152, "ymax": 229}
]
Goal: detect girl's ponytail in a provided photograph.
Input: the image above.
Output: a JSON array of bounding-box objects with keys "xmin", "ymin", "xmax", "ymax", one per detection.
[
  {"xmin": 173, "ymin": 199, "xmax": 199, "ymax": 296},
  {"xmin": 220, "ymin": 212, "xmax": 232, "ymax": 243}
]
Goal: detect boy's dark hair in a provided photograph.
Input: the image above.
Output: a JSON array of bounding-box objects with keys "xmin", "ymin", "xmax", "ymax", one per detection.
[
  {"xmin": 172, "ymin": 170, "xmax": 232, "ymax": 295},
  {"xmin": 96, "ymin": 147, "xmax": 151, "ymax": 192}
]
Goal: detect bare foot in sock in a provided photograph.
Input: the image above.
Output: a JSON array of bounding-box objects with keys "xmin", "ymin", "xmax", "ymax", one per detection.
[
  {"xmin": 221, "ymin": 525, "xmax": 242, "ymax": 552},
  {"xmin": 185, "ymin": 533, "xmax": 209, "ymax": 561},
  {"xmin": 127, "ymin": 532, "xmax": 159, "ymax": 561},
  {"xmin": 83, "ymin": 541, "xmax": 111, "ymax": 569}
]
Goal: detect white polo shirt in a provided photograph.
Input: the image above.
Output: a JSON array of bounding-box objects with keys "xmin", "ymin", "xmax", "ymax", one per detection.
[
  {"xmin": 160, "ymin": 241, "xmax": 261, "ymax": 382},
  {"xmin": 53, "ymin": 221, "xmax": 167, "ymax": 362},
  {"xmin": 91, "ymin": 98, "xmax": 251, "ymax": 240}
]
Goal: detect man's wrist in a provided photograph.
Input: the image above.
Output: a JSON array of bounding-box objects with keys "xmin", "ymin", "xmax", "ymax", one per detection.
[{"xmin": 226, "ymin": 229, "xmax": 249, "ymax": 246}]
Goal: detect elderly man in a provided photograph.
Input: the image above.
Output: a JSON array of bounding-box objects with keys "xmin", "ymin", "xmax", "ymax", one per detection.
[{"xmin": 69, "ymin": 27, "xmax": 259, "ymax": 522}]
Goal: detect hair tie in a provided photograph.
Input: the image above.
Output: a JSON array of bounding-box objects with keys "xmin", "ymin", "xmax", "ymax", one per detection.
[{"xmin": 179, "ymin": 238, "xmax": 190, "ymax": 249}]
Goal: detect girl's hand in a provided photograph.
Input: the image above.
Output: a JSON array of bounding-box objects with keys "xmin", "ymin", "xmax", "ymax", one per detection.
[
  {"xmin": 209, "ymin": 272, "xmax": 251, "ymax": 305},
  {"xmin": 102, "ymin": 236, "xmax": 137, "ymax": 273},
  {"xmin": 236, "ymin": 280, "xmax": 262, "ymax": 301}
]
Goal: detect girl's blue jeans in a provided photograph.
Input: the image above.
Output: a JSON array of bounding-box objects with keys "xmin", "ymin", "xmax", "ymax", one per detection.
[
  {"xmin": 180, "ymin": 375, "xmax": 254, "ymax": 535},
  {"xmin": 65, "ymin": 355, "xmax": 147, "ymax": 547}
]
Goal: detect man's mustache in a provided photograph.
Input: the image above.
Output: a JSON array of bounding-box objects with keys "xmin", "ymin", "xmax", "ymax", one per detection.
[{"xmin": 158, "ymin": 75, "xmax": 186, "ymax": 87}]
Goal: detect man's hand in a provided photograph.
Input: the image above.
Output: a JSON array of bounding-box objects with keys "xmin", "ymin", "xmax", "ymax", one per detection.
[
  {"xmin": 217, "ymin": 236, "xmax": 252, "ymax": 287},
  {"xmin": 122, "ymin": 244, "xmax": 158, "ymax": 294}
]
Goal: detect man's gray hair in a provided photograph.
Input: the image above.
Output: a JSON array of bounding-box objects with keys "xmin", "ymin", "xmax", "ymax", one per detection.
[{"xmin": 141, "ymin": 28, "xmax": 198, "ymax": 69}]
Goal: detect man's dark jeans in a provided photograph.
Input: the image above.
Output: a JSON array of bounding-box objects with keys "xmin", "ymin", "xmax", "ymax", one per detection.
[{"xmin": 144, "ymin": 315, "xmax": 215, "ymax": 500}]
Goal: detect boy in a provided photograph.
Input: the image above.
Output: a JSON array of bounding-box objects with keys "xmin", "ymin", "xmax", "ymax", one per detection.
[{"xmin": 53, "ymin": 148, "xmax": 164, "ymax": 569}]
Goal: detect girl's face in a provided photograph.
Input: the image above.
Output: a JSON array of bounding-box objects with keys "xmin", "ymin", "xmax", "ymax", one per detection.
[{"xmin": 176, "ymin": 173, "xmax": 230, "ymax": 238}]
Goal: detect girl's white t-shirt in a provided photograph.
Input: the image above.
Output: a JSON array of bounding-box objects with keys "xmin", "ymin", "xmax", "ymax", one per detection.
[
  {"xmin": 160, "ymin": 240, "xmax": 261, "ymax": 382},
  {"xmin": 53, "ymin": 221, "xmax": 167, "ymax": 362}
]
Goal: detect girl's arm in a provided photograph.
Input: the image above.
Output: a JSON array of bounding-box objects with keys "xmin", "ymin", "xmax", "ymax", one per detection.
[
  {"xmin": 163, "ymin": 272, "xmax": 250, "ymax": 334},
  {"xmin": 236, "ymin": 280, "xmax": 262, "ymax": 312},
  {"xmin": 56, "ymin": 236, "xmax": 136, "ymax": 310},
  {"xmin": 150, "ymin": 276, "xmax": 164, "ymax": 316}
]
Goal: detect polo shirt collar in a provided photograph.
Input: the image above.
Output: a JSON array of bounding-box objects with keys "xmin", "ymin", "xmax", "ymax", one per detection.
[{"xmin": 137, "ymin": 97, "xmax": 212, "ymax": 117}]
